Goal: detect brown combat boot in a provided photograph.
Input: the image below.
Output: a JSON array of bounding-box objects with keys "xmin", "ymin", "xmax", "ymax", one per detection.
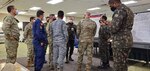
[
  {"xmin": 49, "ymin": 64, "xmax": 54, "ymax": 70},
  {"xmin": 54, "ymin": 65, "xmax": 58, "ymax": 71},
  {"xmin": 26, "ymin": 60, "xmax": 31, "ymax": 67},
  {"xmin": 27, "ymin": 60, "xmax": 34, "ymax": 67},
  {"xmin": 77, "ymin": 65, "xmax": 82, "ymax": 71},
  {"xmin": 85, "ymin": 64, "xmax": 91, "ymax": 71}
]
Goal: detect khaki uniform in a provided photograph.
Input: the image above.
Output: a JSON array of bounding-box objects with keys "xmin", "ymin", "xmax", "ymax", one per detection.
[
  {"xmin": 23, "ymin": 22, "xmax": 34, "ymax": 64},
  {"xmin": 2, "ymin": 15, "xmax": 20, "ymax": 64},
  {"xmin": 46, "ymin": 21, "xmax": 53, "ymax": 67},
  {"xmin": 77, "ymin": 18, "xmax": 97, "ymax": 71},
  {"xmin": 110, "ymin": 4, "xmax": 134, "ymax": 71}
]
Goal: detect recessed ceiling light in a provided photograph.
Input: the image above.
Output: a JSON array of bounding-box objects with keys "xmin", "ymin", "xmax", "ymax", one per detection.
[
  {"xmin": 87, "ymin": 7, "xmax": 100, "ymax": 11},
  {"xmin": 123, "ymin": 1, "xmax": 137, "ymax": 5},
  {"xmin": 47, "ymin": 0, "xmax": 63, "ymax": 4},
  {"xmin": 18, "ymin": 11, "xmax": 27, "ymax": 14},
  {"xmin": 29, "ymin": 7, "xmax": 41, "ymax": 10},
  {"xmin": 67, "ymin": 12, "xmax": 77, "ymax": 15},
  {"xmin": 147, "ymin": 9, "xmax": 150, "ymax": 11}
]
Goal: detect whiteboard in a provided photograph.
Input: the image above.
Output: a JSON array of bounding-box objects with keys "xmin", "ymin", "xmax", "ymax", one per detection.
[
  {"xmin": 132, "ymin": 12, "xmax": 150, "ymax": 43},
  {"xmin": 91, "ymin": 17, "xmax": 100, "ymax": 37}
]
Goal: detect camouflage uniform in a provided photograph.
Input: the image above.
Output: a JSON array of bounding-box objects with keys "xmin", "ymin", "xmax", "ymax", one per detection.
[
  {"xmin": 77, "ymin": 18, "xmax": 97, "ymax": 71},
  {"xmin": 51, "ymin": 19, "xmax": 68, "ymax": 70},
  {"xmin": 23, "ymin": 22, "xmax": 34, "ymax": 65},
  {"xmin": 110, "ymin": 4, "xmax": 134, "ymax": 71},
  {"xmin": 44, "ymin": 22, "xmax": 48, "ymax": 52},
  {"xmin": 98, "ymin": 25, "xmax": 110, "ymax": 65},
  {"xmin": 2, "ymin": 15, "xmax": 20, "ymax": 64},
  {"xmin": 46, "ymin": 21, "xmax": 53, "ymax": 67}
]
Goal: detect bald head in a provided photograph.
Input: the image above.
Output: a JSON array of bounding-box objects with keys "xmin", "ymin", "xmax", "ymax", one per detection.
[{"xmin": 84, "ymin": 12, "xmax": 91, "ymax": 19}]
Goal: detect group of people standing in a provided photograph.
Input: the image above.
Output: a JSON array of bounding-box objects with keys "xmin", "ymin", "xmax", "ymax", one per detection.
[
  {"xmin": 2, "ymin": 0, "xmax": 134, "ymax": 71},
  {"xmin": 24, "ymin": 10, "xmax": 78, "ymax": 71}
]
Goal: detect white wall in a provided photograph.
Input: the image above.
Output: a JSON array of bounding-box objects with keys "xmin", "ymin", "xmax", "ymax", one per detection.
[{"xmin": 66, "ymin": 16, "xmax": 83, "ymax": 25}]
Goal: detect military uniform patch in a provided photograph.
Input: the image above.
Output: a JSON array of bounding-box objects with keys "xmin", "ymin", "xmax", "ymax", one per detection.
[{"xmin": 114, "ymin": 14, "xmax": 119, "ymax": 17}]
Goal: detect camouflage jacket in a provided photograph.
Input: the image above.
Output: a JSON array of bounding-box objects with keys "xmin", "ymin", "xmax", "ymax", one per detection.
[
  {"xmin": 2, "ymin": 14, "xmax": 20, "ymax": 41},
  {"xmin": 23, "ymin": 22, "xmax": 33, "ymax": 44},
  {"xmin": 51, "ymin": 19, "xmax": 68, "ymax": 43},
  {"xmin": 99, "ymin": 25, "xmax": 111, "ymax": 44},
  {"xmin": 77, "ymin": 18, "xmax": 97, "ymax": 42},
  {"xmin": 111, "ymin": 4, "xmax": 134, "ymax": 47},
  {"xmin": 46, "ymin": 21, "xmax": 53, "ymax": 43}
]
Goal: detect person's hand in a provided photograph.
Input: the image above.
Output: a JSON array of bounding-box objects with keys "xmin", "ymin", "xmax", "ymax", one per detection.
[
  {"xmin": 100, "ymin": 21, "xmax": 105, "ymax": 26},
  {"xmin": 105, "ymin": 21, "xmax": 112, "ymax": 27}
]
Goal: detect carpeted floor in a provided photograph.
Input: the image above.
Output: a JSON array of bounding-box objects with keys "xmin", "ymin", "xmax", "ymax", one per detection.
[
  {"xmin": 0, "ymin": 43, "xmax": 150, "ymax": 71},
  {"xmin": 15, "ymin": 54, "xmax": 114, "ymax": 71}
]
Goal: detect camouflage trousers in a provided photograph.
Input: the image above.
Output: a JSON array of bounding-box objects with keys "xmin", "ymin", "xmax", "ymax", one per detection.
[
  {"xmin": 26, "ymin": 43, "xmax": 34, "ymax": 62},
  {"xmin": 5, "ymin": 39, "xmax": 19, "ymax": 64},
  {"xmin": 77, "ymin": 42, "xmax": 93, "ymax": 71},
  {"xmin": 112, "ymin": 44, "xmax": 131, "ymax": 71},
  {"xmin": 48, "ymin": 42, "xmax": 53, "ymax": 67},
  {"xmin": 53, "ymin": 42, "xmax": 67, "ymax": 68},
  {"xmin": 99, "ymin": 43, "xmax": 110, "ymax": 63}
]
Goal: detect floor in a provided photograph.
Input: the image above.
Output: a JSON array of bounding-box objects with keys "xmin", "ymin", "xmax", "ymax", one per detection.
[{"xmin": 0, "ymin": 43, "xmax": 150, "ymax": 71}]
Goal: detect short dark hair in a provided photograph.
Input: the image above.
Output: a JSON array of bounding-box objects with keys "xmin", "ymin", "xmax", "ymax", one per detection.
[
  {"xmin": 7, "ymin": 5, "xmax": 14, "ymax": 13},
  {"xmin": 58, "ymin": 10, "xmax": 64, "ymax": 18},
  {"xmin": 30, "ymin": 17, "xmax": 35, "ymax": 22},
  {"xmin": 102, "ymin": 15, "xmax": 107, "ymax": 20},
  {"xmin": 36, "ymin": 10, "xmax": 44, "ymax": 17},
  {"xmin": 49, "ymin": 14, "xmax": 55, "ymax": 16},
  {"xmin": 46, "ymin": 16, "xmax": 49, "ymax": 19},
  {"xmin": 109, "ymin": 0, "xmax": 121, "ymax": 4}
]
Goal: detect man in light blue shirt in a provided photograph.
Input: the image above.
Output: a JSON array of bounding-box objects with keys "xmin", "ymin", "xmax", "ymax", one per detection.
[{"xmin": 51, "ymin": 10, "xmax": 68, "ymax": 71}]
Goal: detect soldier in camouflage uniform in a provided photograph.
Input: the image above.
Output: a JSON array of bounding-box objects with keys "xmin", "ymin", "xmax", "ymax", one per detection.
[
  {"xmin": 51, "ymin": 11, "xmax": 68, "ymax": 71},
  {"xmin": 2, "ymin": 5, "xmax": 20, "ymax": 64},
  {"xmin": 46, "ymin": 14, "xmax": 56, "ymax": 69},
  {"xmin": 23, "ymin": 17, "xmax": 35, "ymax": 67},
  {"xmin": 98, "ymin": 15, "xmax": 111, "ymax": 69},
  {"xmin": 107, "ymin": 0, "xmax": 134, "ymax": 71},
  {"xmin": 77, "ymin": 12, "xmax": 97, "ymax": 71}
]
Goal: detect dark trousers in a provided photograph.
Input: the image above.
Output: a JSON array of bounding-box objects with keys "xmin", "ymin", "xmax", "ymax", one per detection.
[
  {"xmin": 33, "ymin": 41, "xmax": 45, "ymax": 71},
  {"xmin": 66, "ymin": 40, "xmax": 74, "ymax": 59}
]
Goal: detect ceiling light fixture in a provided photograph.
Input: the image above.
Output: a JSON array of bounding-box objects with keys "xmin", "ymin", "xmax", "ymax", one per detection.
[
  {"xmin": 123, "ymin": 1, "xmax": 137, "ymax": 5},
  {"xmin": 29, "ymin": 7, "xmax": 41, "ymax": 10},
  {"xmin": 67, "ymin": 12, "xmax": 77, "ymax": 15},
  {"xmin": 147, "ymin": 9, "xmax": 150, "ymax": 11},
  {"xmin": 18, "ymin": 11, "xmax": 27, "ymax": 14},
  {"xmin": 47, "ymin": 0, "xmax": 63, "ymax": 4},
  {"xmin": 87, "ymin": 7, "xmax": 100, "ymax": 11}
]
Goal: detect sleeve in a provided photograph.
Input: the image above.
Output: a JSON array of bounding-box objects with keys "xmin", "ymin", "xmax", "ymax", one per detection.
[
  {"xmin": 62, "ymin": 22, "xmax": 68, "ymax": 42},
  {"xmin": 2, "ymin": 17, "xmax": 12, "ymax": 36},
  {"xmin": 35, "ymin": 21, "xmax": 46, "ymax": 42},
  {"xmin": 93, "ymin": 22, "xmax": 97, "ymax": 36},
  {"xmin": 98, "ymin": 27, "xmax": 103, "ymax": 40},
  {"xmin": 77, "ymin": 21, "xmax": 82, "ymax": 38},
  {"xmin": 23, "ymin": 24, "xmax": 29, "ymax": 39},
  {"xmin": 50, "ymin": 23, "xmax": 53, "ymax": 38},
  {"xmin": 46, "ymin": 23, "xmax": 50, "ymax": 36},
  {"xmin": 104, "ymin": 27, "xmax": 111, "ymax": 40},
  {"xmin": 111, "ymin": 10, "xmax": 126, "ymax": 34}
]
